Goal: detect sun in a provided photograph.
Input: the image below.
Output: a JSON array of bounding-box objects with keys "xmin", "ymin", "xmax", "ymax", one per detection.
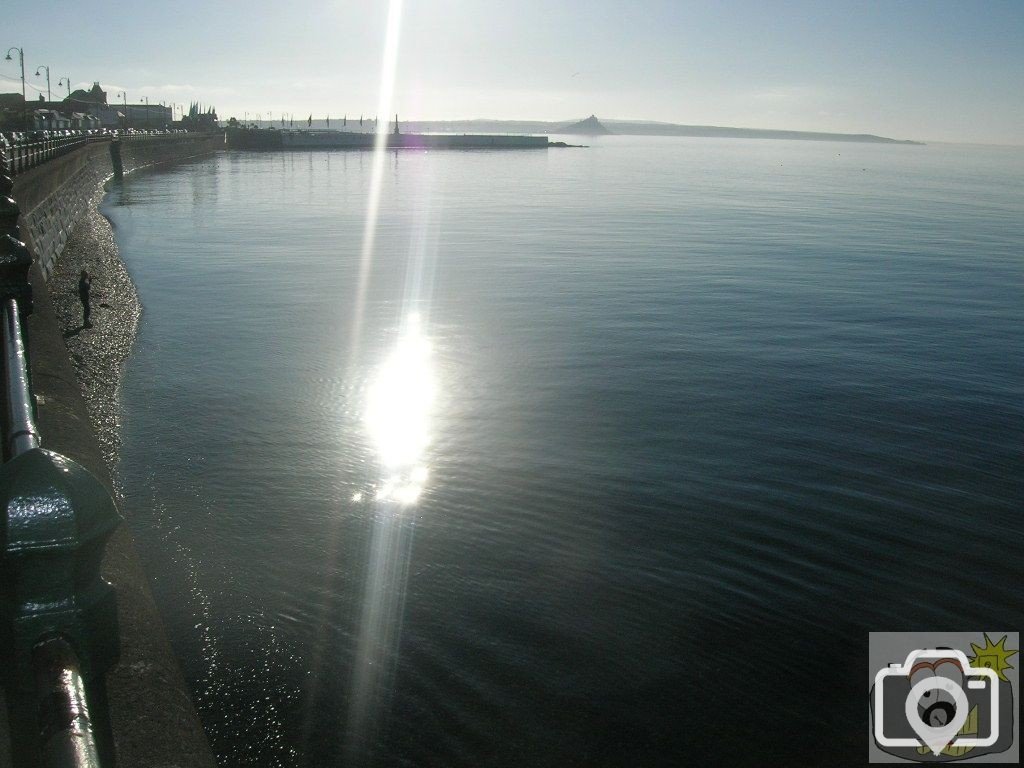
[{"xmin": 968, "ymin": 633, "xmax": 1018, "ymax": 683}]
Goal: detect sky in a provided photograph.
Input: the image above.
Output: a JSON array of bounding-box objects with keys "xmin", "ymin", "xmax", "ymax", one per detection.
[{"xmin": 3, "ymin": 0, "xmax": 1022, "ymax": 144}]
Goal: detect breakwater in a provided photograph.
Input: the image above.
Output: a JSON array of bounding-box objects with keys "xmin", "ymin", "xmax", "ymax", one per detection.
[
  {"xmin": 227, "ymin": 126, "xmax": 550, "ymax": 150},
  {"xmin": 3, "ymin": 134, "xmax": 221, "ymax": 767}
]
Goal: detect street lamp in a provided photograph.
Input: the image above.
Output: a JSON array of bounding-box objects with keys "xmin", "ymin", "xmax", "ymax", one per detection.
[
  {"xmin": 5, "ymin": 46, "xmax": 26, "ymax": 129},
  {"xmin": 34, "ymin": 65, "xmax": 50, "ymax": 102},
  {"xmin": 117, "ymin": 91, "xmax": 127, "ymax": 128},
  {"xmin": 56, "ymin": 77, "xmax": 74, "ymax": 128}
]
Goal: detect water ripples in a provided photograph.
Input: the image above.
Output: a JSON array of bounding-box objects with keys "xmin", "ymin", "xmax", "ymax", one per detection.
[{"xmin": 109, "ymin": 138, "xmax": 1024, "ymax": 766}]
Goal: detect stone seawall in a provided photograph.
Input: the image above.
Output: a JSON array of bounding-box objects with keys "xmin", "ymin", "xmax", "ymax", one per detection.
[{"xmin": 4, "ymin": 135, "xmax": 223, "ymax": 767}]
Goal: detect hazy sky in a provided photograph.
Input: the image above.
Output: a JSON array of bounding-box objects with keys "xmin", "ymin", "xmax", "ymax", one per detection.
[{"xmin": 3, "ymin": 0, "xmax": 1022, "ymax": 144}]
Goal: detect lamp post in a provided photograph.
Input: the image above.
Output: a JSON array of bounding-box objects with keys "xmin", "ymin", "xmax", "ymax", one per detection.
[
  {"xmin": 57, "ymin": 77, "xmax": 72, "ymax": 125},
  {"xmin": 34, "ymin": 65, "xmax": 50, "ymax": 102},
  {"xmin": 4, "ymin": 47, "xmax": 26, "ymax": 130},
  {"xmin": 57, "ymin": 76, "xmax": 71, "ymax": 103},
  {"xmin": 117, "ymin": 91, "xmax": 127, "ymax": 129}
]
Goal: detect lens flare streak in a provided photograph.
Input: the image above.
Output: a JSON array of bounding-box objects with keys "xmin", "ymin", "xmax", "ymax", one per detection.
[{"xmin": 348, "ymin": 0, "xmax": 405, "ymax": 359}]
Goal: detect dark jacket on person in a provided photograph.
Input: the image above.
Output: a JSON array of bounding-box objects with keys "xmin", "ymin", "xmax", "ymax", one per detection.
[{"xmin": 79, "ymin": 276, "xmax": 92, "ymax": 324}]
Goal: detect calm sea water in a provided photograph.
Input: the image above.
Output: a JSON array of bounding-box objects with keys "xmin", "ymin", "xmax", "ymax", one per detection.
[{"xmin": 105, "ymin": 136, "xmax": 1024, "ymax": 767}]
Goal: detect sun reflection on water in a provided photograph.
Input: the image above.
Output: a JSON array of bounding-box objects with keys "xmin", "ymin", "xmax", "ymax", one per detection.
[
  {"xmin": 344, "ymin": 315, "xmax": 435, "ymax": 765},
  {"xmin": 364, "ymin": 316, "xmax": 435, "ymax": 503}
]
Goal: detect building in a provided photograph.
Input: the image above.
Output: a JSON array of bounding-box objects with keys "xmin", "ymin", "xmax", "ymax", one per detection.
[
  {"xmin": 3, "ymin": 81, "xmax": 172, "ymax": 130},
  {"xmin": 71, "ymin": 113, "xmax": 102, "ymax": 130},
  {"xmin": 67, "ymin": 82, "xmax": 107, "ymax": 107},
  {"xmin": 0, "ymin": 92, "xmax": 26, "ymax": 130},
  {"xmin": 62, "ymin": 83, "xmax": 120, "ymax": 127},
  {"xmin": 87, "ymin": 104, "xmax": 125, "ymax": 129},
  {"xmin": 62, "ymin": 83, "xmax": 170, "ymax": 128},
  {"xmin": 122, "ymin": 103, "xmax": 173, "ymax": 128},
  {"xmin": 32, "ymin": 109, "xmax": 71, "ymax": 131},
  {"xmin": 181, "ymin": 102, "xmax": 219, "ymax": 131}
]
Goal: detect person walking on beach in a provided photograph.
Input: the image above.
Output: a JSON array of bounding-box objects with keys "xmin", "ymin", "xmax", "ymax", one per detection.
[{"xmin": 78, "ymin": 269, "xmax": 92, "ymax": 326}]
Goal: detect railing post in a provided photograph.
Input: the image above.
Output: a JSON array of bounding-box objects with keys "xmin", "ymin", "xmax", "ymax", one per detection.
[{"xmin": 0, "ymin": 167, "xmax": 12, "ymax": 202}]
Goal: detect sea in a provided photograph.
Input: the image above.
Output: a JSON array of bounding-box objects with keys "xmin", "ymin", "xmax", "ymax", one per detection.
[{"xmin": 101, "ymin": 135, "xmax": 1024, "ymax": 767}]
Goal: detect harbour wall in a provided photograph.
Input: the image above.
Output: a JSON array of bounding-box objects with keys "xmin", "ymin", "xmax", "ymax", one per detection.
[
  {"xmin": 227, "ymin": 126, "xmax": 550, "ymax": 150},
  {"xmin": 4, "ymin": 134, "xmax": 222, "ymax": 767}
]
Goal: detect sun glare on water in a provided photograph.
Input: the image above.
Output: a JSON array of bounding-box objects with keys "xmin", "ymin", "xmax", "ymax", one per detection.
[{"xmin": 364, "ymin": 316, "xmax": 435, "ymax": 503}]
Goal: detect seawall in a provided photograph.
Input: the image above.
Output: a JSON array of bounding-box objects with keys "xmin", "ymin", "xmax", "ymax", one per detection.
[{"xmin": 4, "ymin": 134, "xmax": 222, "ymax": 766}]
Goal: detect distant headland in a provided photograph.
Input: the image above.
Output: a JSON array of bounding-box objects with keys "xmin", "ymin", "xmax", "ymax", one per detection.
[
  {"xmin": 561, "ymin": 115, "xmax": 613, "ymax": 135},
  {"xmin": 391, "ymin": 115, "xmax": 923, "ymax": 145}
]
